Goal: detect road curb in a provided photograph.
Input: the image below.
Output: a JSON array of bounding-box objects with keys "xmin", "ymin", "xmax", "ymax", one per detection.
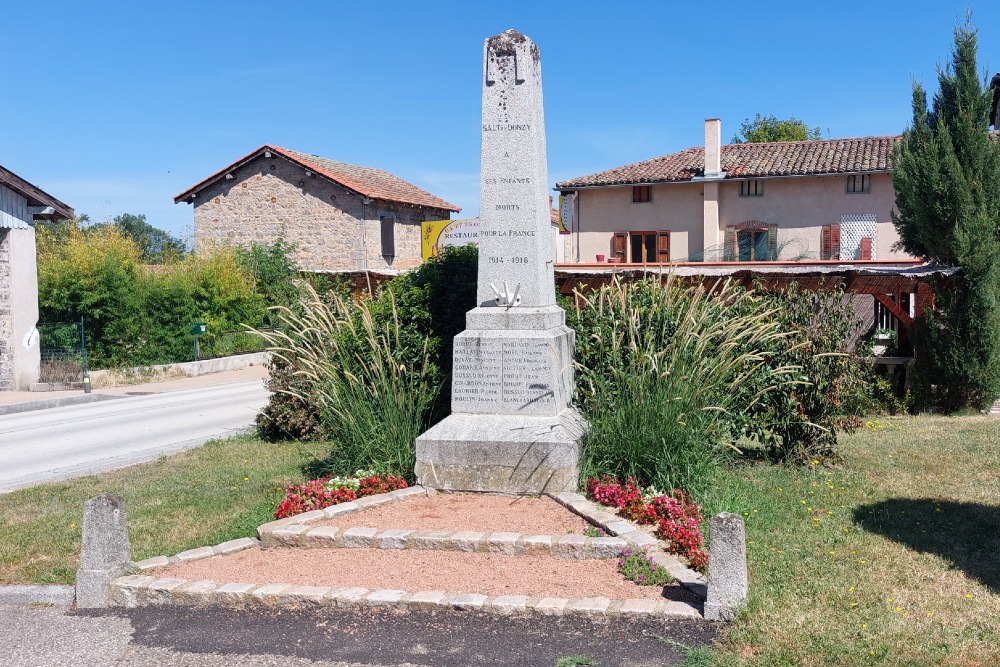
[
  {"xmin": 0, "ymin": 394, "xmax": 122, "ymax": 416},
  {"xmin": 0, "ymin": 584, "xmax": 75, "ymax": 606}
]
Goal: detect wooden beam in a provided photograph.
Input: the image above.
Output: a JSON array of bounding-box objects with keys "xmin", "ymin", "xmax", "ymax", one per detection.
[{"xmin": 873, "ymin": 293, "xmax": 914, "ymax": 329}]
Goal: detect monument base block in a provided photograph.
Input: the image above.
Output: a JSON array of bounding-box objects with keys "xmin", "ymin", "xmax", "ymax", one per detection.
[{"xmin": 415, "ymin": 409, "xmax": 583, "ymax": 493}]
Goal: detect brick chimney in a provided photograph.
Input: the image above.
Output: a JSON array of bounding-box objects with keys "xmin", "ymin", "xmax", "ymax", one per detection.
[{"xmin": 704, "ymin": 118, "xmax": 722, "ymax": 178}]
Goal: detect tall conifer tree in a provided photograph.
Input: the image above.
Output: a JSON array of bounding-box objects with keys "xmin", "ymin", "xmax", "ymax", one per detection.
[{"xmin": 892, "ymin": 18, "xmax": 1000, "ymax": 411}]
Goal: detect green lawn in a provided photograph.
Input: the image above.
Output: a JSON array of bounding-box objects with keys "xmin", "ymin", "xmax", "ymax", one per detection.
[
  {"xmin": 697, "ymin": 415, "xmax": 1000, "ymax": 667},
  {"xmin": 0, "ymin": 435, "xmax": 308, "ymax": 584}
]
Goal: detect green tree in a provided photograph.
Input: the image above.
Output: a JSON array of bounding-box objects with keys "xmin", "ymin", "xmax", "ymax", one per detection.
[
  {"xmin": 891, "ymin": 18, "xmax": 1000, "ymax": 411},
  {"xmin": 732, "ymin": 114, "xmax": 822, "ymax": 143},
  {"xmin": 96, "ymin": 213, "xmax": 187, "ymax": 264}
]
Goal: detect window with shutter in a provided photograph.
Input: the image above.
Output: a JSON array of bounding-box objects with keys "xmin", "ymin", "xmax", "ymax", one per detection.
[
  {"xmin": 656, "ymin": 231, "xmax": 670, "ymax": 262},
  {"xmin": 380, "ymin": 216, "xmax": 395, "ymax": 262},
  {"xmin": 860, "ymin": 237, "xmax": 873, "ymax": 260},
  {"xmin": 723, "ymin": 226, "xmax": 736, "ymax": 261},
  {"xmin": 821, "ymin": 224, "xmax": 842, "ymax": 260},
  {"xmin": 612, "ymin": 231, "xmax": 627, "ymax": 260}
]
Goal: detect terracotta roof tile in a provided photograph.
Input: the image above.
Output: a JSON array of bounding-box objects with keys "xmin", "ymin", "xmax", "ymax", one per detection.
[
  {"xmin": 556, "ymin": 135, "xmax": 901, "ymax": 189},
  {"xmin": 175, "ymin": 145, "xmax": 460, "ymax": 212}
]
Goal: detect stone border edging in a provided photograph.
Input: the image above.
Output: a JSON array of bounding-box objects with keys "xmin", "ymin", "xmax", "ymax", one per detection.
[
  {"xmin": 549, "ymin": 492, "xmax": 708, "ymax": 600},
  {"xmin": 132, "ymin": 537, "xmax": 260, "ymax": 571},
  {"xmin": 0, "ymin": 584, "xmax": 76, "ymax": 606},
  {"xmin": 108, "ymin": 575, "xmax": 700, "ymax": 620}
]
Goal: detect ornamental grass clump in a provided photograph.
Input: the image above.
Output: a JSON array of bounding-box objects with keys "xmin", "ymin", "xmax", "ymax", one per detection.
[
  {"xmin": 252, "ymin": 284, "xmax": 439, "ymax": 480},
  {"xmin": 571, "ymin": 274, "xmax": 799, "ymax": 496}
]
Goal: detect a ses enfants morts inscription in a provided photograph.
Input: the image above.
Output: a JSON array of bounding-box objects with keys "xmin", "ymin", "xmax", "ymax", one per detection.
[{"xmin": 415, "ymin": 30, "xmax": 581, "ymax": 493}]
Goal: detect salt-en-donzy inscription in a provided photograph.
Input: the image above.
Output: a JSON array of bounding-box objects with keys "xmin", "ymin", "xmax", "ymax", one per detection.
[{"xmin": 451, "ymin": 337, "xmax": 556, "ymax": 413}]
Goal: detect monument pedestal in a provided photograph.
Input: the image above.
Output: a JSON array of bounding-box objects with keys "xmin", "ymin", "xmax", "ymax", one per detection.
[{"xmin": 415, "ymin": 410, "xmax": 582, "ymax": 493}]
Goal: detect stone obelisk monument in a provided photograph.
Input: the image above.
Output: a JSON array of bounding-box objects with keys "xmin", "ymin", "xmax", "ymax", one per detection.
[{"xmin": 415, "ymin": 30, "xmax": 581, "ymax": 493}]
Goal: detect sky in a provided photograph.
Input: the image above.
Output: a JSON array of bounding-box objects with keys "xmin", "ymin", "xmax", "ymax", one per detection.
[{"xmin": 4, "ymin": 1, "xmax": 1000, "ymax": 240}]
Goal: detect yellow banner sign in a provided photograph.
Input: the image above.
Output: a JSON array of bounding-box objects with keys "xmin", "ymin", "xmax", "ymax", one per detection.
[{"xmin": 421, "ymin": 218, "xmax": 480, "ymax": 260}]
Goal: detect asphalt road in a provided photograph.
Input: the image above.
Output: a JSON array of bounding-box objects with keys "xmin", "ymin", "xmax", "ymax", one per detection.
[
  {"xmin": 0, "ymin": 381, "xmax": 269, "ymax": 493},
  {"xmin": 0, "ymin": 603, "xmax": 718, "ymax": 667}
]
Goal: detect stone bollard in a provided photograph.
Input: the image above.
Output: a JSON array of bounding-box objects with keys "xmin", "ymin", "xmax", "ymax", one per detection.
[
  {"xmin": 75, "ymin": 493, "xmax": 132, "ymax": 608},
  {"xmin": 704, "ymin": 512, "xmax": 748, "ymax": 621}
]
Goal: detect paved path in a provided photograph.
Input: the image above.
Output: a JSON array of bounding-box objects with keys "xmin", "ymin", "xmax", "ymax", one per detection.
[
  {"xmin": 0, "ymin": 370, "xmax": 269, "ymax": 493},
  {"xmin": 0, "ymin": 603, "xmax": 717, "ymax": 667}
]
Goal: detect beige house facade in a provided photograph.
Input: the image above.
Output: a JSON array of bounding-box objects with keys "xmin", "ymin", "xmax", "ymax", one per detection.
[
  {"xmin": 176, "ymin": 145, "xmax": 459, "ymax": 273},
  {"xmin": 556, "ymin": 120, "xmax": 911, "ymax": 266}
]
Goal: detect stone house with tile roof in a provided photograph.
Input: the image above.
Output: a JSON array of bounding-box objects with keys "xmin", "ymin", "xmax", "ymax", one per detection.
[
  {"xmin": 1, "ymin": 165, "xmax": 74, "ymax": 390},
  {"xmin": 556, "ymin": 119, "xmax": 912, "ymax": 266},
  {"xmin": 175, "ymin": 145, "xmax": 460, "ymax": 273}
]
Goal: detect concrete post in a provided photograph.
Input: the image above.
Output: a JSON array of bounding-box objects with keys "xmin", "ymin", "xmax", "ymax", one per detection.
[
  {"xmin": 704, "ymin": 512, "xmax": 748, "ymax": 621},
  {"xmin": 75, "ymin": 493, "xmax": 132, "ymax": 608}
]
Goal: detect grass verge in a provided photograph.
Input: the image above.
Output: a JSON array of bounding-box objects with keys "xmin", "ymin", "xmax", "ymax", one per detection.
[
  {"xmin": 0, "ymin": 434, "xmax": 307, "ymax": 585},
  {"xmin": 697, "ymin": 415, "xmax": 1000, "ymax": 666}
]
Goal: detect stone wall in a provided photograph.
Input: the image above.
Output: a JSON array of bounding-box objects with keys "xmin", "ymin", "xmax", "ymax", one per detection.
[
  {"xmin": 192, "ymin": 156, "xmax": 449, "ymax": 272},
  {"xmin": 0, "ymin": 229, "xmax": 12, "ymax": 390}
]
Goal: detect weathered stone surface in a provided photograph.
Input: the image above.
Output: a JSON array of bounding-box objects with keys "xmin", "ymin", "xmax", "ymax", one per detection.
[
  {"xmin": 408, "ymin": 590, "xmax": 449, "ymax": 609},
  {"xmin": 133, "ymin": 556, "xmax": 169, "ymax": 571},
  {"xmin": 294, "ymin": 510, "xmax": 327, "ymax": 523},
  {"xmin": 605, "ymin": 521, "xmax": 636, "ymax": 536},
  {"xmin": 554, "ymin": 534, "xmax": 589, "ymax": 559},
  {"xmin": 408, "ymin": 530, "xmax": 452, "ymax": 550},
  {"xmin": 172, "ymin": 580, "xmax": 219, "ymax": 605},
  {"xmin": 339, "ymin": 527, "xmax": 379, "ymax": 548},
  {"xmin": 76, "ymin": 493, "xmax": 132, "ymax": 609},
  {"xmin": 376, "ymin": 529, "xmax": 415, "ymax": 550},
  {"xmin": 486, "ymin": 532, "xmax": 522, "ymax": 555},
  {"xmin": 449, "ymin": 531, "xmax": 487, "ymax": 552},
  {"xmin": 532, "ymin": 597, "xmax": 569, "ymax": 616},
  {"xmin": 250, "ymin": 583, "xmax": 292, "ymax": 605},
  {"xmin": 704, "ymin": 512, "xmax": 748, "ymax": 621},
  {"xmin": 620, "ymin": 599, "xmax": 666, "ymax": 616},
  {"xmin": 174, "ymin": 546, "xmax": 216, "ymax": 562},
  {"xmin": 287, "ymin": 585, "xmax": 331, "ymax": 605},
  {"xmin": 214, "ymin": 582, "xmax": 256, "ymax": 605},
  {"xmin": 271, "ymin": 524, "xmax": 310, "ymax": 547},
  {"xmin": 305, "ymin": 526, "xmax": 340, "ymax": 547},
  {"xmin": 328, "ymin": 587, "xmax": 368, "ymax": 606},
  {"xmin": 590, "ymin": 536, "xmax": 628, "ymax": 559},
  {"xmin": 390, "ymin": 486, "xmax": 430, "ymax": 500},
  {"xmin": 620, "ymin": 530, "xmax": 659, "ymax": 549},
  {"xmin": 323, "ymin": 502, "xmax": 360, "ymax": 519},
  {"xmin": 111, "ymin": 575, "xmax": 155, "ymax": 608},
  {"xmin": 146, "ymin": 578, "xmax": 188, "ymax": 604},
  {"xmin": 522, "ymin": 534, "xmax": 553, "ymax": 556},
  {"xmin": 451, "ymin": 593, "xmax": 488, "ymax": 610},
  {"xmin": 364, "ymin": 589, "xmax": 407, "ymax": 607},
  {"xmin": 489, "ymin": 595, "xmax": 529, "ymax": 615},
  {"xmin": 662, "ymin": 601, "xmax": 702, "ymax": 618},
  {"xmin": 214, "ymin": 537, "xmax": 258, "ymax": 555},
  {"xmin": 355, "ymin": 495, "xmax": 394, "ymax": 509},
  {"xmin": 566, "ymin": 596, "xmax": 611, "ymax": 616}
]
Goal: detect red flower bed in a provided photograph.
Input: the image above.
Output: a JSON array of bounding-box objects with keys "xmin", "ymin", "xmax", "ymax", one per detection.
[
  {"xmin": 275, "ymin": 474, "xmax": 408, "ymax": 519},
  {"xmin": 586, "ymin": 476, "xmax": 708, "ymax": 572}
]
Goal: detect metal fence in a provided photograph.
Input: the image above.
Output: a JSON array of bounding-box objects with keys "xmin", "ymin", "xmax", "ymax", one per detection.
[
  {"xmin": 38, "ymin": 320, "xmax": 85, "ymax": 383},
  {"xmin": 192, "ymin": 329, "xmax": 270, "ymax": 362}
]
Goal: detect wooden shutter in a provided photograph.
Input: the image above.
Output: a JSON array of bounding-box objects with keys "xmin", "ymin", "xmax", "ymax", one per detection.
[
  {"xmin": 722, "ymin": 226, "xmax": 736, "ymax": 261},
  {"xmin": 767, "ymin": 225, "xmax": 778, "ymax": 261},
  {"xmin": 656, "ymin": 231, "xmax": 670, "ymax": 262},
  {"xmin": 821, "ymin": 223, "xmax": 841, "ymax": 260},
  {"xmin": 612, "ymin": 231, "xmax": 627, "ymax": 260},
  {"xmin": 860, "ymin": 237, "xmax": 873, "ymax": 260},
  {"xmin": 380, "ymin": 216, "xmax": 395, "ymax": 261}
]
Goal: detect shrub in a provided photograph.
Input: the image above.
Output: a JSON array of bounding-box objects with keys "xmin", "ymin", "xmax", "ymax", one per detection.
[
  {"xmin": 257, "ymin": 246, "xmax": 477, "ymax": 442},
  {"xmin": 569, "ymin": 274, "xmax": 795, "ymax": 495},
  {"xmin": 253, "ymin": 284, "xmax": 439, "ymax": 480}
]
